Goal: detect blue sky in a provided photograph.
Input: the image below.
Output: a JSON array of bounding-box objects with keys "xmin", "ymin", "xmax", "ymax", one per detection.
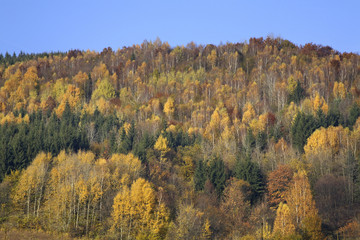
[{"xmin": 1, "ymin": 0, "xmax": 359, "ymax": 54}]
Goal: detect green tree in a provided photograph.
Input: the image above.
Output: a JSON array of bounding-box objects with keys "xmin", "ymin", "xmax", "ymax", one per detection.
[
  {"xmin": 348, "ymin": 102, "xmax": 360, "ymax": 128},
  {"xmin": 194, "ymin": 159, "xmax": 206, "ymax": 191},
  {"xmin": 134, "ymin": 132, "xmax": 155, "ymax": 163},
  {"xmin": 288, "ymin": 80, "xmax": 305, "ymax": 104},
  {"xmin": 208, "ymin": 156, "xmax": 226, "ymax": 197},
  {"xmin": 291, "ymin": 112, "xmax": 318, "ymax": 152},
  {"xmin": 234, "ymin": 156, "xmax": 265, "ymax": 203}
]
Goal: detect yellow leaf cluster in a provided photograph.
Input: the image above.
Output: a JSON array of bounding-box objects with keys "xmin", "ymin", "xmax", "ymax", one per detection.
[
  {"xmin": 0, "ymin": 112, "xmax": 30, "ymax": 125},
  {"xmin": 285, "ymin": 171, "xmax": 323, "ymax": 240},
  {"xmin": 287, "ymin": 75, "xmax": 297, "ymax": 93},
  {"xmin": 12, "ymin": 152, "xmax": 51, "ymax": 217},
  {"xmin": 242, "ymin": 102, "xmax": 256, "ymax": 125},
  {"xmin": 164, "ymin": 97, "xmax": 175, "ymax": 119},
  {"xmin": 312, "ymin": 92, "xmax": 328, "ymax": 114},
  {"xmin": 91, "ymin": 63, "xmax": 109, "ymax": 82},
  {"xmin": 273, "ymin": 202, "xmax": 295, "ymax": 237},
  {"xmin": 304, "ymin": 126, "xmax": 348, "ymax": 157},
  {"xmin": 333, "ymin": 82, "xmax": 346, "ymax": 99},
  {"xmin": 111, "ymin": 178, "xmax": 169, "ymax": 239},
  {"xmin": 249, "ymin": 113, "xmax": 267, "ymax": 135},
  {"xmin": 154, "ymin": 134, "xmax": 170, "ymax": 163},
  {"xmin": 55, "ymin": 84, "xmax": 81, "ymax": 116}
]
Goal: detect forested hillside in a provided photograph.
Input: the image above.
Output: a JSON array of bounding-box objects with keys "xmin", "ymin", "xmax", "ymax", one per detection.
[{"xmin": 0, "ymin": 37, "xmax": 360, "ymax": 239}]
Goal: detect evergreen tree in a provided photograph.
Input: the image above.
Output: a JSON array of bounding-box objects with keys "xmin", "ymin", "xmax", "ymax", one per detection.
[
  {"xmin": 348, "ymin": 102, "xmax": 360, "ymax": 128},
  {"xmin": 127, "ymin": 121, "xmax": 136, "ymax": 150},
  {"xmin": 256, "ymin": 131, "xmax": 267, "ymax": 151},
  {"xmin": 134, "ymin": 132, "xmax": 155, "ymax": 178},
  {"xmin": 10, "ymin": 124, "xmax": 27, "ymax": 170},
  {"xmin": 85, "ymin": 73, "xmax": 93, "ymax": 102},
  {"xmin": 45, "ymin": 112, "xmax": 60, "ymax": 155},
  {"xmin": 315, "ymin": 108, "xmax": 327, "ymax": 128},
  {"xmin": 245, "ymin": 129, "xmax": 256, "ymax": 153},
  {"xmin": 326, "ymin": 104, "xmax": 342, "ymax": 127},
  {"xmin": 59, "ymin": 102, "xmax": 76, "ymax": 150},
  {"xmin": 288, "ymin": 80, "xmax": 305, "ymax": 104},
  {"xmin": 234, "ymin": 156, "xmax": 265, "ymax": 203},
  {"xmin": 194, "ymin": 159, "xmax": 206, "ymax": 191},
  {"xmin": 291, "ymin": 112, "xmax": 318, "ymax": 153},
  {"xmin": 208, "ymin": 156, "xmax": 226, "ymax": 197},
  {"xmin": 109, "ymin": 131, "xmax": 117, "ymax": 154}
]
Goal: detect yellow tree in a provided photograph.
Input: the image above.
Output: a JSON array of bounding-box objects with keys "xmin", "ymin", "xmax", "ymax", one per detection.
[
  {"xmin": 312, "ymin": 92, "xmax": 328, "ymax": 114},
  {"xmin": 242, "ymin": 102, "xmax": 256, "ymax": 125},
  {"xmin": 207, "ymin": 49, "xmax": 217, "ymax": 68},
  {"xmin": 44, "ymin": 150, "xmax": 106, "ymax": 234},
  {"xmin": 91, "ymin": 63, "xmax": 110, "ymax": 83},
  {"xmin": 12, "ymin": 152, "xmax": 51, "ymax": 217},
  {"xmin": 286, "ymin": 171, "xmax": 322, "ymax": 240},
  {"xmin": 333, "ymin": 81, "xmax": 346, "ymax": 100},
  {"xmin": 219, "ymin": 125, "xmax": 237, "ymax": 168},
  {"xmin": 164, "ymin": 97, "xmax": 175, "ymax": 120},
  {"xmin": 73, "ymin": 71, "xmax": 89, "ymax": 90},
  {"xmin": 304, "ymin": 126, "xmax": 349, "ymax": 176},
  {"xmin": 272, "ymin": 202, "xmax": 295, "ymax": 237},
  {"xmin": 108, "ymin": 153, "xmax": 142, "ymax": 189},
  {"xmin": 166, "ymin": 204, "xmax": 212, "ymax": 240},
  {"xmin": 154, "ymin": 134, "xmax": 170, "ymax": 163},
  {"xmin": 3, "ymin": 69, "xmax": 22, "ymax": 109},
  {"xmin": 95, "ymin": 97, "xmax": 112, "ymax": 115},
  {"xmin": 52, "ymin": 78, "xmax": 67, "ymax": 103},
  {"xmin": 111, "ymin": 178, "xmax": 169, "ymax": 239},
  {"xmin": 204, "ymin": 107, "xmax": 221, "ymax": 147},
  {"xmin": 55, "ymin": 84, "xmax": 81, "ymax": 116},
  {"xmin": 92, "ymin": 78, "xmax": 116, "ymax": 101},
  {"xmin": 249, "ymin": 113, "xmax": 267, "ymax": 136},
  {"xmin": 22, "ymin": 66, "xmax": 39, "ymax": 99}
]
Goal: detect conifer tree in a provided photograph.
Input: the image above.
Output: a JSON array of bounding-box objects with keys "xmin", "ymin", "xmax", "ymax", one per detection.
[
  {"xmin": 194, "ymin": 159, "xmax": 206, "ymax": 191},
  {"xmin": 235, "ymin": 156, "xmax": 265, "ymax": 203},
  {"xmin": 208, "ymin": 156, "xmax": 226, "ymax": 197}
]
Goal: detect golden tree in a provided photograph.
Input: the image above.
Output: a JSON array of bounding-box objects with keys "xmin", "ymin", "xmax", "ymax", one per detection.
[
  {"xmin": 286, "ymin": 171, "xmax": 322, "ymax": 240},
  {"xmin": 333, "ymin": 81, "xmax": 346, "ymax": 100},
  {"xmin": 166, "ymin": 204, "xmax": 212, "ymax": 240},
  {"xmin": 111, "ymin": 178, "xmax": 169, "ymax": 239},
  {"xmin": 272, "ymin": 202, "xmax": 295, "ymax": 237},
  {"xmin": 12, "ymin": 152, "xmax": 51, "ymax": 217},
  {"xmin": 164, "ymin": 97, "xmax": 175, "ymax": 120},
  {"xmin": 154, "ymin": 134, "xmax": 170, "ymax": 163},
  {"xmin": 304, "ymin": 126, "xmax": 349, "ymax": 176}
]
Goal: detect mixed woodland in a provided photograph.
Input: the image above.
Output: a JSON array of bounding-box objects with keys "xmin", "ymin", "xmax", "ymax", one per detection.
[{"xmin": 0, "ymin": 37, "xmax": 360, "ymax": 239}]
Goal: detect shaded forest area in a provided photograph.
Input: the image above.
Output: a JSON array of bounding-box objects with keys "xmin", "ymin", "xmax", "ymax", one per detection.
[{"xmin": 0, "ymin": 37, "xmax": 360, "ymax": 239}]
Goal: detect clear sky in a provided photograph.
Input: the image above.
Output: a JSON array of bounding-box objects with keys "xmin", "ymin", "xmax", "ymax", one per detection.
[{"xmin": 1, "ymin": 0, "xmax": 359, "ymax": 54}]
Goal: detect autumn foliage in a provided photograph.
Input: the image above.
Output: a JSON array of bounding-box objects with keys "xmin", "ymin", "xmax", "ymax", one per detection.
[{"xmin": 0, "ymin": 37, "xmax": 360, "ymax": 239}]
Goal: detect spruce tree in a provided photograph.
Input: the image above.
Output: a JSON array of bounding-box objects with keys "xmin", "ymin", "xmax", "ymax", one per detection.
[
  {"xmin": 235, "ymin": 156, "xmax": 265, "ymax": 203},
  {"xmin": 291, "ymin": 112, "xmax": 318, "ymax": 153},
  {"xmin": 134, "ymin": 132, "xmax": 155, "ymax": 163},
  {"xmin": 194, "ymin": 159, "xmax": 206, "ymax": 191},
  {"xmin": 288, "ymin": 80, "xmax": 305, "ymax": 104},
  {"xmin": 208, "ymin": 156, "xmax": 226, "ymax": 197},
  {"xmin": 349, "ymin": 102, "xmax": 360, "ymax": 128}
]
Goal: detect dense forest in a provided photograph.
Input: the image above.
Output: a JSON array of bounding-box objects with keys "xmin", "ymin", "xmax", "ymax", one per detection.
[{"xmin": 0, "ymin": 37, "xmax": 359, "ymax": 239}]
